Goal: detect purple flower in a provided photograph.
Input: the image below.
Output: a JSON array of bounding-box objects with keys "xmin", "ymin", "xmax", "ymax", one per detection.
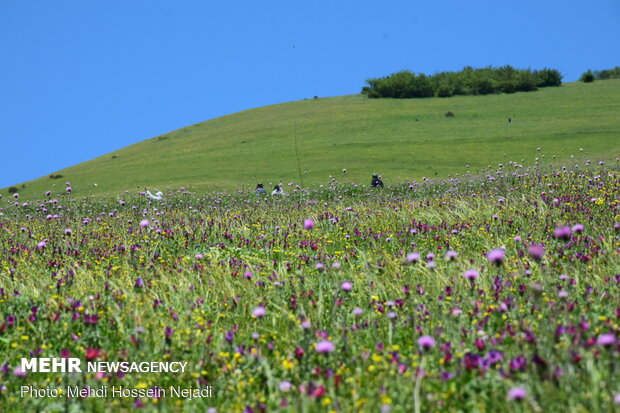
[
  {"xmin": 417, "ymin": 335, "xmax": 435, "ymax": 351},
  {"xmin": 135, "ymin": 277, "xmax": 145, "ymax": 288},
  {"xmin": 527, "ymin": 244, "xmax": 545, "ymax": 261},
  {"xmin": 303, "ymin": 219, "xmax": 315, "ymax": 230},
  {"xmin": 341, "ymin": 281, "xmax": 352, "ymax": 291},
  {"xmin": 571, "ymin": 224, "xmax": 584, "ymax": 233},
  {"xmin": 352, "ymin": 307, "xmax": 363, "ymax": 317},
  {"xmin": 507, "ymin": 387, "xmax": 527, "ymax": 401},
  {"xmin": 139, "ymin": 219, "xmax": 150, "ymax": 228},
  {"xmin": 279, "ymin": 381, "xmax": 292, "ymax": 392},
  {"xmin": 406, "ymin": 252, "xmax": 420, "ymax": 263},
  {"xmin": 37, "ymin": 240, "xmax": 47, "ymax": 250},
  {"xmin": 445, "ymin": 250, "xmax": 458, "ymax": 261},
  {"xmin": 509, "ymin": 355, "xmax": 527, "ymax": 372},
  {"xmin": 615, "ymin": 393, "xmax": 620, "ymax": 405},
  {"xmin": 13, "ymin": 367, "xmax": 27, "ymax": 378},
  {"xmin": 195, "ymin": 253, "xmax": 204, "ymax": 260},
  {"xmin": 487, "ymin": 248, "xmax": 505, "ymax": 265},
  {"xmin": 553, "ymin": 225, "xmax": 571, "ymax": 240},
  {"xmin": 316, "ymin": 340, "xmax": 335, "ymax": 353},
  {"xmin": 252, "ymin": 306, "xmax": 266, "ymax": 318},
  {"xmin": 464, "ymin": 269, "xmax": 479, "ymax": 280},
  {"xmin": 596, "ymin": 333, "xmax": 616, "ymax": 347}
]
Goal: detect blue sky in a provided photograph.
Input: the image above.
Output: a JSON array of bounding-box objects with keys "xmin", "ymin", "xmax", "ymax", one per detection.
[{"xmin": 1, "ymin": 0, "xmax": 619, "ymax": 189}]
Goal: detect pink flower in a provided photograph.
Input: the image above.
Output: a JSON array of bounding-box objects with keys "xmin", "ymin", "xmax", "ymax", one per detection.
[
  {"xmin": 316, "ymin": 340, "xmax": 335, "ymax": 353},
  {"xmin": 13, "ymin": 367, "xmax": 27, "ymax": 378},
  {"xmin": 303, "ymin": 219, "xmax": 315, "ymax": 230},
  {"xmin": 596, "ymin": 333, "xmax": 616, "ymax": 347},
  {"xmin": 487, "ymin": 248, "xmax": 505, "ymax": 265},
  {"xmin": 341, "ymin": 281, "xmax": 353, "ymax": 291},
  {"xmin": 406, "ymin": 252, "xmax": 420, "ymax": 263},
  {"xmin": 139, "ymin": 219, "xmax": 150, "ymax": 228},
  {"xmin": 464, "ymin": 269, "xmax": 479, "ymax": 280},
  {"xmin": 508, "ymin": 387, "xmax": 527, "ymax": 401},
  {"xmin": 418, "ymin": 335, "xmax": 435, "ymax": 350},
  {"xmin": 252, "ymin": 306, "xmax": 266, "ymax": 318},
  {"xmin": 527, "ymin": 244, "xmax": 545, "ymax": 261},
  {"xmin": 553, "ymin": 225, "xmax": 571, "ymax": 240}
]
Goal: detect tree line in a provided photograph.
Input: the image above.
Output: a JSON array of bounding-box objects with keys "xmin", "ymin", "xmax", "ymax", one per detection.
[
  {"xmin": 580, "ymin": 66, "xmax": 620, "ymax": 82},
  {"xmin": 362, "ymin": 66, "xmax": 563, "ymax": 99}
]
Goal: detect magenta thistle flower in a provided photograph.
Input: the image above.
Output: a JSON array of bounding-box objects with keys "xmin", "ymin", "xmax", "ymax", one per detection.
[
  {"xmin": 303, "ymin": 219, "xmax": 315, "ymax": 230},
  {"xmin": 445, "ymin": 250, "xmax": 458, "ymax": 261},
  {"xmin": 316, "ymin": 340, "xmax": 335, "ymax": 353},
  {"xmin": 487, "ymin": 248, "xmax": 505, "ymax": 265},
  {"xmin": 406, "ymin": 252, "xmax": 420, "ymax": 263},
  {"xmin": 195, "ymin": 253, "xmax": 204, "ymax": 260},
  {"xmin": 417, "ymin": 335, "xmax": 435, "ymax": 350},
  {"xmin": 139, "ymin": 219, "xmax": 150, "ymax": 228},
  {"xmin": 571, "ymin": 223, "xmax": 584, "ymax": 233},
  {"xmin": 596, "ymin": 333, "xmax": 616, "ymax": 347},
  {"xmin": 252, "ymin": 306, "xmax": 266, "ymax": 318},
  {"xmin": 464, "ymin": 269, "xmax": 479, "ymax": 280},
  {"xmin": 279, "ymin": 381, "xmax": 292, "ymax": 392},
  {"xmin": 352, "ymin": 307, "xmax": 363, "ymax": 317},
  {"xmin": 527, "ymin": 244, "xmax": 545, "ymax": 262},
  {"xmin": 553, "ymin": 225, "xmax": 571, "ymax": 240},
  {"xmin": 507, "ymin": 387, "xmax": 527, "ymax": 401},
  {"xmin": 13, "ymin": 367, "xmax": 27, "ymax": 378},
  {"xmin": 341, "ymin": 281, "xmax": 352, "ymax": 291}
]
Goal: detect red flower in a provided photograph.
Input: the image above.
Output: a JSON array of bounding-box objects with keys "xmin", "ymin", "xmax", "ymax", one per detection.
[
  {"xmin": 85, "ymin": 347, "xmax": 101, "ymax": 360},
  {"xmin": 311, "ymin": 385, "xmax": 326, "ymax": 397}
]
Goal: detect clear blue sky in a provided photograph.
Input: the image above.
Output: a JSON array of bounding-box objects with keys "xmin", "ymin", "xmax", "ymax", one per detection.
[{"xmin": 1, "ymin": 0, "xmax": 619, "ymax": 189}]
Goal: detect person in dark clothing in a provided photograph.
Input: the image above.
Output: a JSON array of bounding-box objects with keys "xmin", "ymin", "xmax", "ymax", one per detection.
[
  {"xmin": 271, "ymin": 185, "xmax": 285, "ymax": 195},
  {"xmin": 254, "ymin": 183, "xmax": 267, "ymax": 195},
  {"xmin": 370, "ymin": 174, "xmax": 384, "ymax": 188}
]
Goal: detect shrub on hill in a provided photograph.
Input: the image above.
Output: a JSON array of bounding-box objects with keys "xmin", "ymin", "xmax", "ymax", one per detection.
[
  {"xmin": 362, "ymin": 66, "xmax": 563, "ymax": 98},
  {"xmin": 594, "ymin": 66, "xmax": 620, "ymax": 80},
  {"xmin": 580, "ymin": 70, "xmax": 595, "ymax": 83}
]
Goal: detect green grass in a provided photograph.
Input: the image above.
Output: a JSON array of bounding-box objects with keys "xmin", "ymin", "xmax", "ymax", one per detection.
[{"xmin": 7, "ymin": 80, "xmax": 620, "ymax": 199}]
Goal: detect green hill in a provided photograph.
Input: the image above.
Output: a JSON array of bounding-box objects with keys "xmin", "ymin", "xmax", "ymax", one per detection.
[{"xmin": 7, "ymin": 80, "xmax": 620, "ymax": 199}]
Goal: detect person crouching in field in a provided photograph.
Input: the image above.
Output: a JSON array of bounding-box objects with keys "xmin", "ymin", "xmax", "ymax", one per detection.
[
  {"xmin": 271, "ymin": 185, "xmax": 285, "ymax": 195},
  {"xmin": 370, "ymin": 174, "xmax": 384, "ymax": 188},
  {"xmin": 254, "ymin": 183, "xmax": 267, "ymax": 195},
  {"xmin": 145, "ymin": 187, "xmax": 163, "ymax": 200}
]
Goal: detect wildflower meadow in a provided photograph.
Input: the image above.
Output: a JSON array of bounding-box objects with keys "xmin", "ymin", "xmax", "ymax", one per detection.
[{"xmin": 1, "ymin": 155, "xmax": 619, "ymax": 412}]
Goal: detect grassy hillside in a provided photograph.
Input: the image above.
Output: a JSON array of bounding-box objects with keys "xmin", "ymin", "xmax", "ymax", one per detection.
[{"xmin": 7, "ymin": 80, "xmax": 620, "ymax": 199}]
